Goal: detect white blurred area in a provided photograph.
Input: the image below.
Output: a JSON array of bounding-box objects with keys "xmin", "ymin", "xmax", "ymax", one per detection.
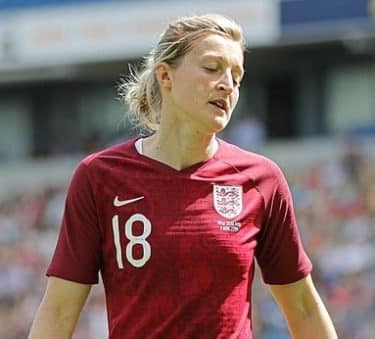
[{"xmin": 1, "ymin": 1, "xmax": 375, "ymax": 339}]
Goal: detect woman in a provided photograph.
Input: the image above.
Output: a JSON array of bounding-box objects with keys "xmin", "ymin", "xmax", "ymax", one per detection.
[{"xmin": 29, "ymin": 14, "xmax": 337, "ymax": 339}]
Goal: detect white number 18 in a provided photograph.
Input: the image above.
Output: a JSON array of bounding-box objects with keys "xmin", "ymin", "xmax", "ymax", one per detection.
[{"xmin": 112, "ymin": 213, "xmax": 152, "ymax": 268}]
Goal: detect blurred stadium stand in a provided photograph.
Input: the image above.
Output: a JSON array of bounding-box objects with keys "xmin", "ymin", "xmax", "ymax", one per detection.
[
  {"xmin": 0, "ymin": 1, "xmax": 374, "ymax": 338},
  {"xmin": 0, "ymin": 0, "xmax": 128, "ymax": 11}
]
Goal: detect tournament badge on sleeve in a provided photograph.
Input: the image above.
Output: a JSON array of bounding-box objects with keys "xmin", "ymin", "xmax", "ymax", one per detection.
[{"xmin": 213, "ymin": 184, "xmax": 243, "ymax": 219}]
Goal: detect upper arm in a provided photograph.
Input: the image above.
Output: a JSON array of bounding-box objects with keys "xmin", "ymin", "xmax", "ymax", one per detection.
[
  {"xmin": 47, "ymin": 161, "xmax": 102, "ymax": 284},
  {"xmin": 43, "ymin": 276, "xmax": 91, "ymax": 314},
  {"xmin": 29, "ymin": 276, "xmax": 91, "ymax": 338},
  {"xmin": 267, "ymin": 274, "xmax": 322, "ymax": 323},
  {"xmin": 255, "ymin": 161, "xmax": 312, "ymax": 284}
]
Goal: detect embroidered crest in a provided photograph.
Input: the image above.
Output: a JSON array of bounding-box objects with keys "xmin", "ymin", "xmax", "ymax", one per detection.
[{"xmin": 213, "ymin": 184, "xmax": 243, "ymax": 219}]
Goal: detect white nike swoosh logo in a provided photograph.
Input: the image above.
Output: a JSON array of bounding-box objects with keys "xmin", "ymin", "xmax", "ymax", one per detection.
[{"xmin": 113, "ymin": 195, "xmax": 144, "ymax": 207}]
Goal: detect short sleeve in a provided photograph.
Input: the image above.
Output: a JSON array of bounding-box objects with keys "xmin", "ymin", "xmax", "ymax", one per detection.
[
  {"xmin": 47, "ymin": 160, "xmax": 102, "ymax": 284},
  {"xmin": 255, "ymin": 164, "xmax": 312, "ymax": 285}
]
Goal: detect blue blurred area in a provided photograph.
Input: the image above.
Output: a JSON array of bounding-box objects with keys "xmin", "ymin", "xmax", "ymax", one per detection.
[
  {"xmin": 281, "ymin": 0, "xmax": 372, "ymax": 26},
  {"xmin": 0, "ymin": 0, "xmax": 137, "ymax": 12}
]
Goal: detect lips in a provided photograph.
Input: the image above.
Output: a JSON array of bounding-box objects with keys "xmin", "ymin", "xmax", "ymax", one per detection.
[{"xmin": 209, "ymin": 99, "xmax": 229, "ymax": 112}]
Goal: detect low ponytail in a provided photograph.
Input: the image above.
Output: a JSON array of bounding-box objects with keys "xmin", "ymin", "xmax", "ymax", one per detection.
[{"xmin": 119, "ymin": 55, "xmax": 161, "ymax": 132}]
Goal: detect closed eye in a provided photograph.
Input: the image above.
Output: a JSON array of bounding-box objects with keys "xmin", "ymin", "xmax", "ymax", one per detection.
[{"xmin": 203, "ymin": 66, "xmax": 218, "ymax": 73}]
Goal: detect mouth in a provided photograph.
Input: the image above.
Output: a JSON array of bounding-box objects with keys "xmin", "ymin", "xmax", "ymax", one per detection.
[{"xmin": 209, "ymin": 99, "xmax": 229, "ymax": 113}]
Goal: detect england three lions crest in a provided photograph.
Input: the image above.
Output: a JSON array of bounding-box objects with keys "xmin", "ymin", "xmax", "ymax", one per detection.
[{"xmin": 213, "ymin": 184, "xmax": 243, "ymax": 219}]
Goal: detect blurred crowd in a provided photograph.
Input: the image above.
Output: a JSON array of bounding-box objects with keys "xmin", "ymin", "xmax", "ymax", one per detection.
[
  {"xmin": 252, "ymin": 139, "xmax": 375, "ymax": 339},
  {"xmin": 0, "ymin": 139, "xmax": 374, "ymax": 339}
]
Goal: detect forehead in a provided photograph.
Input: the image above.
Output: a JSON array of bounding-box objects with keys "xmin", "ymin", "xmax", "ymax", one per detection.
[{"xmin": 188, "ymin": 33, "xmax": 244, "ymax": 69}]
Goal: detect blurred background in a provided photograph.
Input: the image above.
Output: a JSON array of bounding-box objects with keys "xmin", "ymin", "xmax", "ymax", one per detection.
[{"xmin": 0, "ymin": 0, "xmax": 374, "ymax": 338}]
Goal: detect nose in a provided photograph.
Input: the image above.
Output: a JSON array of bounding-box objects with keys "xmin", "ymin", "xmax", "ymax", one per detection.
[{"xmin": 217, "ymin": 71, "xmax": 234, "ymax": 93}]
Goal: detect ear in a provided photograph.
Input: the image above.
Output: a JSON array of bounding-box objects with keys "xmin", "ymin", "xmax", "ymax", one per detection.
[{"xmin": 155, "ymin": 62, "xmax": 172, "ymax": 89}]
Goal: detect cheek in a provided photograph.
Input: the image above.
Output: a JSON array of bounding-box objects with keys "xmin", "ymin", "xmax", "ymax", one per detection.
[
  {"xmin": 196, "ymin": 83, "xmax": 206, "ymax": 94},
  {"xmin": 185, "ymin": 79, "xmax": 209, "ymax": 107},
  {"xmin": 231, "ymin": 91, "xmax": 239, "ymax": 108}
]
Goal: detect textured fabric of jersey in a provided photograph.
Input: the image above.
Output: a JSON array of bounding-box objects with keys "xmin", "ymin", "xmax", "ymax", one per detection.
[{"xmin": 47, "ymin": 138, "xmax": 312, "ymax": 339}]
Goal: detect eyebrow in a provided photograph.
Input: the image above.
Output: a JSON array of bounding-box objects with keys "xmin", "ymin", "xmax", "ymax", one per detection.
[{"xmin": 201, "ymin": 54, "xmax": 244, "ymax": 77}]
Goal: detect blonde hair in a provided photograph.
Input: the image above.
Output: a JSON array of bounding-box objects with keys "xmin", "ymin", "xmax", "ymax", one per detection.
[{"xmin": 119, "ymin": 14, "xmax": 245, "ymax": 132}]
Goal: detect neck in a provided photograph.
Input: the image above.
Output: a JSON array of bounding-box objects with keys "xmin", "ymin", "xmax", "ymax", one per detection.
[{"xmin": 142, "ymin": 127, "xmax": 218, "ymax": 171}]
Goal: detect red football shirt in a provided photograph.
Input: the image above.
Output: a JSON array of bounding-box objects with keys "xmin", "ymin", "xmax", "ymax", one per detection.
[{"xmin": 47, "ymin": 137, "xmax": 312, "ymax": 339}]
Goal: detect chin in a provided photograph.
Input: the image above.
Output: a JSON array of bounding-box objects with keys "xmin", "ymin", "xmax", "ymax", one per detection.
[{"xmin": 208, "ymin": 116, "xmax": 229, "ymax": 134}]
